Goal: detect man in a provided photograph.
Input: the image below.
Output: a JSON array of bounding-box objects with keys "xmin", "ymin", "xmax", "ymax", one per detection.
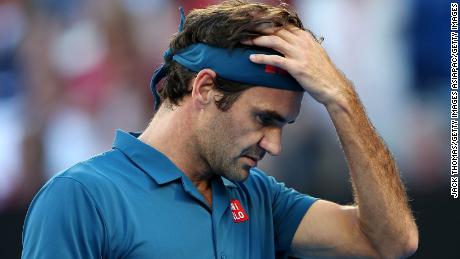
[{"xmin": 22, "ymin": 1, "xmax": 418, "ymax": 258}]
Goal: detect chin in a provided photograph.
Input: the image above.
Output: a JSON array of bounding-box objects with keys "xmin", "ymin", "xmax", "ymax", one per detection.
[{"xmin": 225, "ymin": 167, "xmax": 251, "ymax": 182}]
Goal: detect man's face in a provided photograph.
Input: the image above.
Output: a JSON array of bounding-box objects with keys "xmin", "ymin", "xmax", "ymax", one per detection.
[{"xmin": 197, "ymin": 86, "xmax": 303, "ymax": 182}]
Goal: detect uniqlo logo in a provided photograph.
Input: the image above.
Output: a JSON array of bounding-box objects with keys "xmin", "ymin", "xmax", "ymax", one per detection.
[{"xmin": 230, "ymin": 199, "xmax": 248, "ymax": 223}]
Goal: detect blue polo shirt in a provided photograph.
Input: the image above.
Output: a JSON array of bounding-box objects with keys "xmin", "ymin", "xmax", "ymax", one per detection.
[{"xmin": 22, "ymin": 130, "xmax": 318, "ymax": 259}]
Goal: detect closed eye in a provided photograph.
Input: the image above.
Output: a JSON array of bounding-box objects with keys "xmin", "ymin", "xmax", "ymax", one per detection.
[
  {"xmin": 254, "ymin": 110, "xmax": 295, "ymax": 127},
  {"xmin": 256, "ymin": 114, "xmax": 274, "ymax": 126}
]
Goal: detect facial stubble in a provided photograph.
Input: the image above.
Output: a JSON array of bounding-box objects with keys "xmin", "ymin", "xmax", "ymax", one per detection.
[{"xmin": 198, "ymin": 112, "xmax": 251, "ymax": 182}]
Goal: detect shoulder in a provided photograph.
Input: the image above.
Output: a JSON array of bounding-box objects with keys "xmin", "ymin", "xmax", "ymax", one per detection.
[
  {"xmin": 230, "ymin": 167, "xmax": 285, "ymax": 203},
  {"xmin": 242, "ymin": 167, "xmax": 319, "ymax": 208},
  {"xmin": 58, "ymin": 149, "xmax": 124, "ymax": 182},
  {"xmin": 34, "ymin": 149, "xmax": 135, "ymax": 212},
  {"xmin": 51, "ymin": 148, "xmax": 135, "ymax": 192},
  {"xmin": 243, "ymin": 167, "xmax": 282, "ymax": 192},
  {"xmin": 24, "ymin": 149, "xmax": 132, "ymax": 240},
  {"xmin": 245, "ymin": 167, "xmax": 276, "ymax": 185}
]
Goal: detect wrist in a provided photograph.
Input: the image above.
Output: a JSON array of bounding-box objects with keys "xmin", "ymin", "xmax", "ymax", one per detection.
[{"xmin": 324, "ymin": 83, "xmax": 357, "ymax": 114}]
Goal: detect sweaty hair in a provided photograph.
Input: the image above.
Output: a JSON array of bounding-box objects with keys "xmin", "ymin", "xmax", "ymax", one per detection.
[{"xmin": 158, "ymin": 0, "xmax": 305, "ymax": 111}]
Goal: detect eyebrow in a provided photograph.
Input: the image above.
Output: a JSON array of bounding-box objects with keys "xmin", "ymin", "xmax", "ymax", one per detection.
[{"xmin": 258, "ymin": 110, "xmax": 296, "ymax": 124}]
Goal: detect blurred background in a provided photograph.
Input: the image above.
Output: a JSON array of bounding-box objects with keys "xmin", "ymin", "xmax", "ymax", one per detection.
[{"xmin": 0, "ymin": 0, "xmax": 454, "ymax": 258}]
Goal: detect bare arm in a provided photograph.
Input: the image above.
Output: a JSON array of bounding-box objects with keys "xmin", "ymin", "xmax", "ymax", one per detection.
[
  {"xmin": 244, "ymin": 27, "xmax": 419, "ymax": 258},
  {"xmin": 325, "ymin": 81, "xmax": 418, "ymax": 257},
  {"xmin": 290, "ymin": 81, "xmax": 418, "ymax": 258}
]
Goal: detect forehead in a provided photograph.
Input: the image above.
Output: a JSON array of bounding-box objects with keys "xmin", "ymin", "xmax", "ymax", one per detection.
[{"xmin": 234, "ymin": 86, "xmax": 303, "ymax": 120}]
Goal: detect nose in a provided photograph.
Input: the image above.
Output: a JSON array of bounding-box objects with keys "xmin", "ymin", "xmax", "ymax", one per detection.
[{"xmin": 258, "ymin": 128, "xmax": 282, "ymax": 156}]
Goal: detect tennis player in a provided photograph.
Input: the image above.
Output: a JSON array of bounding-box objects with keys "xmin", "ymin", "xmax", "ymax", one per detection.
[{"xmin": 22, "ymin": 1, "xmax": 418, "ymax": 258}]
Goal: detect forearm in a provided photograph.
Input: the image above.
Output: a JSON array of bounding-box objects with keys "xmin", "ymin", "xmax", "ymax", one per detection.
[{"xmin": 325, "ymin": 82, "xmax": 418, "ymax": 258}]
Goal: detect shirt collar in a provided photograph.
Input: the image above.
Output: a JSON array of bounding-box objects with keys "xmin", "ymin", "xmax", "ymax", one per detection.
[
  {"xmin": 112, "ymin": 130, "xmax": 239, "ymax": 188},
  {"xmin": 112, "ymin": 130, "xmax": 183, "ymax": 185},
  {"xmin": 221, "ymin": 177, "xmax": 238, "ymax": 188}
]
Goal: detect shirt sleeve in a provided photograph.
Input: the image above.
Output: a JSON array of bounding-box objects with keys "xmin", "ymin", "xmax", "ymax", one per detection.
[
  {"xmin": 22, "ymin": 176, "xmax": 107, "ymax": 259},
  {"xmin": 265, "ymin": 173, "xmax": 319, "ymax": 255}
]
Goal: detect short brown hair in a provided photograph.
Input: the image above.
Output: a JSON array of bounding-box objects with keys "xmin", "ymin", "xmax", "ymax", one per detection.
[{"xmin": 159, "ymin": 0, "xmax": 304, "ymax": 111}]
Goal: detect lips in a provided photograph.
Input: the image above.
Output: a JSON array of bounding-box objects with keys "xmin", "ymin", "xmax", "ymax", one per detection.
[
  {"xmin": 242, "ymin": 155, "xmax": 258, "ymax": 166},
  {"xmin": 244, "ymin": 155, "xmax": 258, "ymax": 161}
]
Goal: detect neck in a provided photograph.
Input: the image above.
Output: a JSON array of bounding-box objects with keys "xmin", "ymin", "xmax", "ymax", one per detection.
[{"xmin": 138, "ymin": 104, "xmax": 213, "ymax": 193}]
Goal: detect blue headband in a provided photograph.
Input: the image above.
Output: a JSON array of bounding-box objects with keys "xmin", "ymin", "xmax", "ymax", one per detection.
[
  {"xmin": 173, "ymin": 43, "xmax": 304, "ymax": 90},
  {"xmin": 150, "ymin": 8, "xmax": 304, "ymax": 110}
]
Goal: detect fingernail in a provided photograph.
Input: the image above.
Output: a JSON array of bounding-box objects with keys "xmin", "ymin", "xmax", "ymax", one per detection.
[{"xmin": 249, "ymin": 54, "xmax": 256, "ymax": 61}]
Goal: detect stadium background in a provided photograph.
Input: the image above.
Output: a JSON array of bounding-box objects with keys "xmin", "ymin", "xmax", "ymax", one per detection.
[{"xmin": 0, "ymin": 0, "xmax": 455, "ymax": 258}]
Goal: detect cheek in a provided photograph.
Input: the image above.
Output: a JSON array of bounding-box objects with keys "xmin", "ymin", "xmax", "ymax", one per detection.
[
  {"xmin": 231, "ymin": 128, "xmax": 263, "ymax": 150},
  {"xmin": 218, "ymin": 113, "xmax": 262, "ymax": 149}
]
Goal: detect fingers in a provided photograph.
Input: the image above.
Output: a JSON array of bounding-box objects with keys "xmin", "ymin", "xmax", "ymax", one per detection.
[
  {"xmin": 285, "ymin": 25, "xmax": 305, "ymax": 37},
  {"xmin": 247, "ymin": 24, "xmax": 317, "ymax": 46},
  {"xmin": 274, "ymin": 29, "xmax": 298, "ymax": 44},
  {"xmin": 296, "ymin": 27, "xmax": 323, "ymax": 45},
  {"xmin": 256, "ymin": 25, "xmax": 279, "ymax": 35},
  {"xmin": 283, "ymin": 25, "xmax": 321, "ymax": 46},
  {"xmin": 242, "ymin": 35, "xmax": 292, "ymax": 55},
  {"xmin": 241, "ymin": 26, "xmax": 317, "ymax": 57},
  {"xmin": 284, "ymin": 25, "xmax": 317, "ymax": 42},
  {"xmin": 249, "ymin": 54, "xmax": 292, "ymax": 72},
  {"xmin": 252, "ymin": 23, "xmax": 279, "ymax": 34},
  {"xmin": 256, "ymin": 26, "xmax": 299, "ymax": 44}
]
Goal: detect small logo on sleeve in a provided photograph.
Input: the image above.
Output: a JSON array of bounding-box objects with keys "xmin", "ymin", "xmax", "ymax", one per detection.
[{"xmin": 230, "ymin": 199, "xmax": 249, "ymax": 223}]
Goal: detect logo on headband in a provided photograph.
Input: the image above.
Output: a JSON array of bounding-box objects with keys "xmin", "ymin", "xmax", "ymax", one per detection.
[{"xmin": 265, "ymin": 65, "xmax": 288, "ymax": 75}]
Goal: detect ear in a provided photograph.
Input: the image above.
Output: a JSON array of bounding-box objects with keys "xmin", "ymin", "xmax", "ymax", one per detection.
[{"xmin": 191, "ymin": 69, "xmax": 219, "ymax": 109}]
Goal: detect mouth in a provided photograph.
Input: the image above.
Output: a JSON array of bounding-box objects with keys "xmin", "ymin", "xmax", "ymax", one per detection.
[{"xmin": 241, "ymin": 155, "xmax": 259, "ymax": 167}]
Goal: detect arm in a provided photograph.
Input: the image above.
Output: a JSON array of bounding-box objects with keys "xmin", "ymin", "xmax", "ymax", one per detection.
[
  {"xmin": 244, "ymin": 27, "xmax": 418, "ymax": 258},
  {"xmin": 290, "ymin": 87, "xmax": 419, "ymax": 258}
]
